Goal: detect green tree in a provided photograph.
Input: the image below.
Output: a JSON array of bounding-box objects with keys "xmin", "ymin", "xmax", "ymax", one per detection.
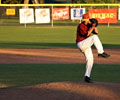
[
  {"xmin": 85, "ymin": 0, "xmax": 94, "ymax": 3},
  {"xmin": 3, "ymin": 0, "xmax": 22, "ymax": 4},
  {"xmin": 94, "ymin": 0, "xmax": 105, "ymax": 3},
  {"xmin": 74, "ymin": 0, "xmax": 119, "ymax": 3},
  {"xmin": 75, "ymin": 0, "xmax": 86, "ymax": 3}
]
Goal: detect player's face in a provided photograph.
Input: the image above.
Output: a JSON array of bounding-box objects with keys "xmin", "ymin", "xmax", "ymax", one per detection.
[
  {"xmin": 85, "ymin": 20, "xmax": 90, "ymax": 25},
  {"xmin": 88, "ymin": 20, "xmax": 91, "ymax": 24},
  {"xmin": 84, "ymin": 19, "xmax": 90, "ymax": 25}
]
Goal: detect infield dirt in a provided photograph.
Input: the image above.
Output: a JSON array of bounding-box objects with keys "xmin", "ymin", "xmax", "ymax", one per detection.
[
  {"xmin": 0, "ymin": 48, "xmax": 119, "ymax": 64},
  {"xmin": 0, "ymin": 82, "xmax": 120, "ymax": 100},
  {"xmin": 0, "ymin": 48, "xmax": 120, "ymax": 100}
]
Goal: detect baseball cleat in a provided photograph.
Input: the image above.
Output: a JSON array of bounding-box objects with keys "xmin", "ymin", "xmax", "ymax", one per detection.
[
  {"xmin": 98, "ymin": 52, "xmax": 110, "ymax": 58},
  {"xmin": 84, "ymin": 76, "xmax": 93, "ymax": 83}
]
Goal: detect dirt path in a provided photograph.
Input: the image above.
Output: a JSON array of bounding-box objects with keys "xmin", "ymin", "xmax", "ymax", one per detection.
[
  {"xmin": 0, "ymin": 48, "xmax": 119, "ymax": 64},
  {"xmin": 0, "ymin": 82, "xmax": 120, "ymax": 100}
]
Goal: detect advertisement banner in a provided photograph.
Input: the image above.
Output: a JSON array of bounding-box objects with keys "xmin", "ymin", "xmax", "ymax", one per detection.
[
  {"xmin": 71, "ymin": 8, "xmax": 85, "ymax": 20},
  {"xmin": 35, "ymin": 8, "xmax": 50, "ymax": 23},
  {"xmin": 6, "ymin": 9, "xmax": 15, "ymax": 15},
  {"xmin": 89, "ymin": 9, "xmax": 117, "ymax": 23},
  {"xmin": 52, "ymin": 8, "xmax": 69, "ymax": 20},
  {"xmin": 19, "ymin": 8, "xmax": 34, "ymax": 23},
  {"xmin": 119, "ymin": 8, "xmax": 120, "ymax": 20}
]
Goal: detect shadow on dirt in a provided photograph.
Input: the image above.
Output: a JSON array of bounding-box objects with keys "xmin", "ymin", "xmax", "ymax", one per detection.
[{"xmin": 0, "ymin": 82, "xmax": 120, "ymax": 100}]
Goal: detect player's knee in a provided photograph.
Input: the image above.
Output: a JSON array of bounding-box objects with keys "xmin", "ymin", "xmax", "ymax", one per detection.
[
  {"xmin": 92, "ymin": 34, "xmax": 99, "ymax": 40},
  {"xmin": 86, "ymin": 56, "xmax": 94, "ymax": 62},
  {"xmin": 92, "ymin": 34, "xmax": 98, "ymax": 38}
]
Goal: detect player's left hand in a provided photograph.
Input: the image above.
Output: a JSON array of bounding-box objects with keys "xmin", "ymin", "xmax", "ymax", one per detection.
[{"xmin": 89, "ymin": 18, "xmax": 98, "ymax": 27}]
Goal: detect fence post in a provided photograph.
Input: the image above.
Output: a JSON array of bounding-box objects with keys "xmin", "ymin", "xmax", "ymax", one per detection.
[
  {"xmin": 80, "ymin": 5, "xmax": 81, "ymax": 23},
  {"xmin": 117, "ymin": 6, "xmax": 120, "ymax": 21},
  {"xmin": 108, "ymin": 5, "xmax": 110, "ymax": 27},
  {"xmin": 25, "ymin": 23, "xmax": 27, "ymax": 28},
  {"xmin": 51, "ymin": 5, "xmax": 53, "ymax": 28}
]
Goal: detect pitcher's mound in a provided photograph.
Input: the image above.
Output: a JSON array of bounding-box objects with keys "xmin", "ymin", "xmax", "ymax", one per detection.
[{"xmin": 0, "ymin": 82, "xmax": 120, "ymax": 100}]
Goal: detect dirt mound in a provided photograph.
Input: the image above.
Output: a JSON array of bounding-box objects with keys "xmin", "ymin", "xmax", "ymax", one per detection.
[
  {"xmin": 0, "ymin": 82, "xmax": 120, "ymax": 100},
  {"xmin": 0, "ymin": 49, "xmax": 120, "ymax": 64}
]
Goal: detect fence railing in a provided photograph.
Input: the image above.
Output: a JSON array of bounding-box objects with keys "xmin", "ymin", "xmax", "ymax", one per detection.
[
  {"xmin": 0, "ymin": 4, "xmax": 120, "ymax": 6},
  {"xmin": 0, "ymin": 4, "xmax": 120, "ymax": 28}
]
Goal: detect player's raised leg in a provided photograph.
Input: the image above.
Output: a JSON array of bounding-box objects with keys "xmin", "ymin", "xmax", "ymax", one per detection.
[
  {"xmin": 92, "ymin": 35, "xmax": 110, "ymax": 58},
  {"xmin": 77, "ymin": 35, "xmax": 110, "ymax": 58}
]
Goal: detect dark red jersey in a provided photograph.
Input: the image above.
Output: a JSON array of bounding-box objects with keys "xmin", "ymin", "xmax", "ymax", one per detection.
[{"xmin": 76, "ymin": 22, "xmax": 90, "ymax": 43}]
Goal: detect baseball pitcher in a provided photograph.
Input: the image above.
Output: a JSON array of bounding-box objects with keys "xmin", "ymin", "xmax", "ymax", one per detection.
[{"xmin": 76, "ymin": 14, "xmax": 110, "ymax": 83}]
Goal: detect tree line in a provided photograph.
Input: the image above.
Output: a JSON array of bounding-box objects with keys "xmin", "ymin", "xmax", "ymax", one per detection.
[
  {"xmin": 1, "ymin": 0, "xmax": 120, "ymax": 4},
  {"xmin": 1, "ymin": 0, "xmax": 44, "ymax": 4},
  {"xmin": 72, "ymin": 0, "xmax": 120, "ymax": 3}
]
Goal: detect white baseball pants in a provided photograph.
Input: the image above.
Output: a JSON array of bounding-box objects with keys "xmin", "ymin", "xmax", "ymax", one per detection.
[{"xmin": 77, "ymin": 35, "xmax": 104, "ymax": 77}]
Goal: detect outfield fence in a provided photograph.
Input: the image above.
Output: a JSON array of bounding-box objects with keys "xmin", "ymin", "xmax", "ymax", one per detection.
[{"xmin": 0, "ymin": 4, "xmax": 120, "ymax": 27}]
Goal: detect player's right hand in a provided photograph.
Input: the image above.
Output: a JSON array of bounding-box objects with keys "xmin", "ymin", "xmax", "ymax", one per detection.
[{"xmin": 88, "ymin": 27, "xmax": 95, "ymax": 36}]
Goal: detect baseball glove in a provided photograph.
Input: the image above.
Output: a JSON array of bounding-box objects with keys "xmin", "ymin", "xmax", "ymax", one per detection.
[{"xmin": 89, "ymin": 18, "xmax": 98, "ymax": 27}]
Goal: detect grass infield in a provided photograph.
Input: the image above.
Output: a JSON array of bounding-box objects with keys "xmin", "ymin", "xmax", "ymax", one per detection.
[{"xmin": 0, "ymin": 64, "xmax": 120, "ymax": 88}]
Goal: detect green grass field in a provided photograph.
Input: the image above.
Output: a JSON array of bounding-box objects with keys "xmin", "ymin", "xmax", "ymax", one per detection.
[
  {"xmin": 0, "ymin": 64, "xmax": 120, "ymax": 88},
  {"xmin": 0, "ymin": 26, "xmax": 120, "ymax": 48},
  {"xmin": 0, "ymin": 24, "xmax": 120, "ymax": 88}
]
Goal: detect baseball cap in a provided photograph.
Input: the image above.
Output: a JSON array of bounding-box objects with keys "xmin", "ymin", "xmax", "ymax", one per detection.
[{"xmin": 82, "ymin": 14, "xmax": 90, "ymax": 21}]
